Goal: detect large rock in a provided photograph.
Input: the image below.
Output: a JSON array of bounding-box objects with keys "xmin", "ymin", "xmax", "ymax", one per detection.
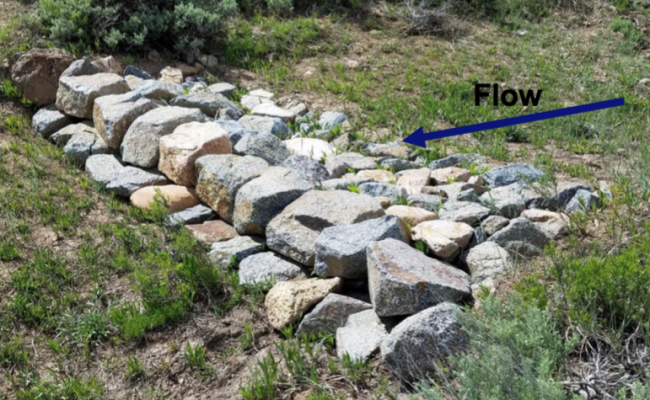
[
  {"xmin": 133, "ymin": 80, "xmax": 184, "ymax": 100},
  {"xmin": 564, "ymin": 189, "xmax": 598, "ymax": 214},
  {"xmin": 336, "ymin": 309, "xmax": 389, "ymax": 362},
  {"xmin": 520, "ymin": 209, "xmax": 569, "ymax": 240},
  {"xmin": 281, "ymin": 155, "xmax": 329, "ymax": 182},
  {"xmin": 297, "ymin": 294, "xmax": 372, "ymax": 337},
  {"xmin": 482, "ymin": 164, "xmax": 545, "ymax": 188},
  {"xmin": 186, "ymin": 220, "xmax": 239, "ymax": 245},
  {"xmin": 411, "ymin": 220, "xmax": 474, "ymax": 261},
  {"xmin": 358, "ymin": 182, "xmax": 408, "ymax": 203},
  {"xmin": 195, "ymin": 154, "xmax": 269, "ymax": 223},
  {"xmin": 165, "ymin": 204, "xmax": 215, "ymax": 228},
  {"xmin": 120, "ymin": 107, "xmax": 208, "ymax": 168},
  {"xmin": 397, "ymin": 168, "xmax": 431, "ymax": 195},
  {"xmin": 367, "ymin": 239, "xmax": 471, "ymax": 317},
  {"xmin": 56, "ymin": 73, "xmax": 129, "ymax": 118},
  {"xmin": 482, "ymin": 215, "xmax": 510, "ymax": 236},
  {"xmin": 251, "ymin": 103, "xmax": 296, "ymax": 122},
  {"xmin": 234, "ymin": 132, "xmax": 290, "ymax": 166},
  {"xmin": 315, "ymin": 215, "xmax": 409, "ymax": 279},
  {"xmin": 208, "ymin": 82, "xmax": 236, "ymax": 98},
  {"xmin": 50, "ymin": 121, "xmax": 94, "ymax": 146},
  {"xmin": 208, "ymin": 236, "xmax": 264, "ymax": 268},
  {"xmin": 430, "ymin": 167, "xmax": 471, "ymax": 184},
  {"xmin": 238, "ymin": 252, "xmax": 306, "ymax": 286},
  {"xmin": 319, "ymin": 111, "xmax": 347, "ymax": 130},
  {"xmin": 431, "ymin": 182, "xmax": 475, "ymax": 201},
  {"xmin": 380, "ymin": 303, "xmax": 466, "ymax": 380},
  {"xmin": 11, "ymin": 49, "xmax": 74, "ymax": 106},
  {"xmin": 356, "ymin": 169, "xmax": 395, "ymax": 184},
  {"xmin": 438, "ymin": 201, "xmax": 491, "ymax": 226},
  {"xmin": 283, "ymin": 138, "xmax": 335, "ymax": 161},
  {"xmin": 326, "ymin": 153, "xmax": 376, "ymax": 178},
  {"xmin": 465, "ymin": 242, "xmax": 513, "ymax": 286},
  {"xmin": 93, "ymin": 92, "xmax": 158, "ymax": 149},
  {"xmin": 480, "ymin": 185, "xmax": 525, "ymax": 218},
  {"xmin": 239, "ymin": 116, "xmax": 291, "ymax": 139},
  {"xmin": 407, "ymin": 194, "xmax": 444, "ymax": 213},
  {"xmin": 264, "ymin": 278, "xmax": 343, "ymax": 330},
  {"xmin": 241, "ymin": 94, "xmax": 274, "ymax": 110},
  {"xmin": 63, "ymin": 127, "xmax": 111, "ymax": 165},
  {"xmin": 105, "ymin": 167, "xmax": 169, "ymax": 197},
  {"xmin": 85, "ymin": 154, "xmax": 124, "ymax": 186},
  {"xmin": 428, "ymin": 153, "xmax": 486, "ymax": 170},
  {"xmin": 158, "ymin": 122, "xmax": 232, "ymax": 186},
  {"xmin": 170, "ymin": 92, "xmax": 242, "ymax": 118},
  {"xmin": 215, "ymin": 120, "xmax": 257, "ymax": 146},
  {"xmin": 129, "ymin": 185, "xmax": 199, "ymax": 213},
  {"xmin": 267, "ymin": 190, "xmax": 385, "ymax": 266},
  {"xmin": 386, "ymin": 205, "xmax": 437, "ymax": 227},
  {"xmin": 61, "ymin": 56, "xmax": 121, "ymax": 77},
  {"xmin": 526, "ymin": 181, "xmax": 591, "ymax": 210},
  {"xmin": 32, "ymin": 105, "xmax": 74, "ymax": 139},
  {"xmin": 488, "ymin": 218, "xmax": 551, "ymax": 257}
]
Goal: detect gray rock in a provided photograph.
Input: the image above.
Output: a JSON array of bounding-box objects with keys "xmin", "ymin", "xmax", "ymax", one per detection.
[
  {"xmin": 170, "ymin": 92, "xmax": 242, "ymax": 119},
  {"xmin": 483, "ymin": 164, "xmax": 545, "ymax": 188},
  {"xmin": 281, "ymin": 155, "xmax": 330, "ymax": 183},
  {"xmin": 297, "ymin": 293, "xmax": 372, "ymax": 337},
  {"xmin": 56, "ymin": 73, "xmax": 129, "ymax": 119},
  {"xmin": 238, "ymin": 252, "xmax": 306, "ymax": 286},
  {"xmin": 457, "ymin": 189, "xmax": 480, "ymax": 203},
  {"xmin": 60, "ymin": 58, "xmax": 100, "ymax": 77},
  {"xmin": 407, "ymin": 194, "xmax": 444, "ymax": 212},
  {"xmin": 481, "ymin": 215, "xmax": 510, "ymax": 236},
  {"xmin": 165, "ymin": 204, "xmax": 216, "ymax": 228},
  {"xmin": 319, "ymin": 178, "xmax": 375, "ymax": 191},
  {"xmin": 233, "ymin": 132, "xmax": 291, "ymax": 166},
  {"xmin": 239, "ymin": 116, "xmax": 292, "ymax": 139},
  {"xmin": 120, "ymin": 106, "xmax": 207, "ymax": 168},
  {"xmin": 93, "ymin": 92, "xmax": 158, "ymax": 149},
  {"xmin": 358, "ymin": 182, "xmax": 408, "ymax": 203},
  {"xmin": 480, "ymin": 185, "xmax": 525, "ymax": 218},
  {"xmin": 267, "ymin": 190, "xmax": 385, "ymax": 266},
  {"xmin": 526, "ymin": 181, "xmax": 591, "ymax": 210},
  {"xmin": 564, "ymin": 189, "xmax": 599, "ymax": 215},
  {"xmin": 319, "ymin": 111, "xmax": 347, "ymax": 130},
  {"xmin": 380, "ymin": 158, "xmax": 422, "ymax": 173},
  {"xmin": 123, "ymin": 65, "xmax": 153, "ymax": 80},
  {"xmin": 195, "ymin": 154, "xmax": 269, "ymax": 223},
  {"xmin": 209, "ymin": 236, "xmax": 265, "ymax": 268},
  {"xmin": 208, "ymin": 82, "xmax": 236, "ymax": 98},
  {"xmin": 251, "ymin": 103, "xmax": 296, "ymax": 123},
  {"xmin": 488, "ymin": 218, "xmax": 551, "ymax": 257},
  {"xmin": 325, "ymin": 152, "xmax": 376, "ymax": 178},
  {"xmin": 50, "ymin": 121, "xmax": 94, "ymax": 146},
  {"xmin": 438, "ymin": 201, "xmax": 491, "ymax": 225},
  {"xmin": 233, "ymin": 167, "xmax": 313, "ymax": 235},
  {"xmin": 85, "ymin": 154, "xmax": 124, "ymax": 186},
  {"xmin": 215, "ymin": 120, "xmax": 258, "ymax": 146},
  {"xmin": 466, "ymin": 242, "xmax": 513, "ymax": 285},
  {"xmin": 63, "ymin": 127, "xmax": 112, "ymax": 165},
  {"xmin": 428, "ymin": 153, "xmax": 487, "ymax": 170},
  {"xmin": 105, "ymin": 166, "xmax": 168, "ymax": 197},
  {"xmin": 218, "ymin": 107, "xmax": 241, "ymax": 121},
  {"xmin": 367, "ymin": 239, "xmax": 471, "ymax": 317},
  {"xmin": 32, "ymin": 105, "xmax": 74, "ymax": 139},
  {"xmin": 315, "ymin": 215, "xmax": 408, "ymax": 279},
  {"xmin": 380, "ymin": 303, "xmax": 466, "ymax": 381},
  {"xmin": 336, "ymin": 309, "xmax": 390, "ymax": 362},
  {"xmin": 132, "ymin": 80, "xmax": 184, "ymax": 100},
  {"xmin": 364, "ymin": 142, "xmax": 409, "ymax": 158},
  {"xmin": 435, "ymin": 182, "xmax": 474, "ymax": 201}
]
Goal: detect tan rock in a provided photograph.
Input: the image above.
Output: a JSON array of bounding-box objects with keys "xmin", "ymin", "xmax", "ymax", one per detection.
[
  {"xmin": 160, "ymin": 66, "xmax": 183, "ymax": 84},
  {"xmin": 125, "ymin": 75, "xmax": 142, "ymax": 90},
  {"xmin": 356, "ymin": 169, "xmax": 395, "ymax": 184},
  {"xmin": 386, "ymin": 205, "xmax": 437, "ymax": 227},
  {"xmin": 430, "ymin": 167, "xmax": 471, "ymax": 184},
  {"xmin": 91, "ymin": 56, "xmax": 122, "ymax": 75},
  {"xmin": 176, "ymin": 62, "xmax": 202, "ymax": 77},
  {"xmin": 10, "ymin": 48, "xmax": 75, "ymax": 106},
  {"xmin": 411, "ymin": 220, "xmax": 474, "ymax": 260},
  {"xmin": 186, "ymin": 220, "xmax": 239, "ymax": 245},
  {"xmin": 468, "ymin": 175, "xmax": 484, "ymax": 186},
  {"xmin": 396, "ymin": 168, "xmax": 431, "ymax": 195},
  {"xmin": 130, "ymin": 185, "xmax": 200, "ymax": 213},
  {"xmin": 265, "ymin": 278, "xmax": 343, "ymax": 330},
  {"xmin": 159, "ymin": 122, "xmax": 232, "ymax": 186},
  {"xmin": 520, "ymin": 209, "xmax": 569, "ymax": 239},
  {"xmin": 377, "ymin": 196, "xmax": 391, "ymax": 208}
]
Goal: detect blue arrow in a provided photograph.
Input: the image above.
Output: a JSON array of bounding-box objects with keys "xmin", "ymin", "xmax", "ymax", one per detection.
[{"xmin": 402, "ymin": 97, "xmax": 625, "ymax": 148}]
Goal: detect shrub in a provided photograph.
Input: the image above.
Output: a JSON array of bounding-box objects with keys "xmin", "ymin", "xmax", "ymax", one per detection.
[
  {"xmin": 267, "ymin": 0, "xmax": 294, "ymax": 13},
  {"xmin": 611, "ymin": 17, "xmax": 644, "ymax": 55}
]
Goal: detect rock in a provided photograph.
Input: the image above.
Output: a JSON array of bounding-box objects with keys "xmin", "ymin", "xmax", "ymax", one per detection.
[
  {"xmin": 380, "ymin": 158, "xmax": 422, "ymax": 173},
  {"xmin": 283, "ymin": 138, "xmax": 335, "ymax": 161},
  {"xmin": 85, "ymin": 154, "xmax": 124, "ymax": 186},
  {"xmin": 297, "ymin": 294, "xmax": 372, "ymax": 337},
  {"xmin": 267, "ymin": 190, "xmax": 385, "ymax": 266},
  {"xmin": 481, "ymin": 215, "xmax": 510, "ymax": 236},
  {"xmin": 50, "ymin": 121, "xmax": 94, "ymax": 146},
  {"xmin": 488, "ymin": 218, "xmax": 551, "ymax": 257},
  {"xmin": 281, "ymin": 155, "xmax": 330, "ymax": 183},
  {"xmin": 411, "ymin": 220, "xmax": 474, "ymax": 261},
  {"xmin": 367, "ymin": 239, "xmax": 471, "ymax": 317},
  {"xmin": 158, "ymin": 122, "xmax": 232, "ymax": 186},
  {"xmin": 457, "ymin": 189, "xmax": 480, "ymax": 203},
  {"xmin": 170, "ymin": 92, "xmax": 242, "ymax": 119},
  {"xmin": 133, "ymin": 80, "xmax": 184, "ymax": 100},
  {"xmin": 356, "ymin": 170, "xmax": 395, "ymax": 184},
  {"xmin": 123, "ymin": 65, "xmax": 154, "ymax": 80},
  {"xmin": 130, "ymin": 185, "xmax": 200, "ymax": 213},
  {"xmin": 241, "ymin": 95, "xmax": 274, "ymax": 110},
  {"xmin": 186, "ymin": 220, "xmax": 239, "ymax": 245},
  {"xmin": 326, "ymin": 153, "xmax": 376, "ymax": 178},
  {"xmin": 208, "ymin": 82, "xmax": 236, "ymax": 98},
  {"xmin": 320, "ymin": 178, "xmax": 374, "ymax": 191},
  {"xmin": 209, "ymin": 236, "xmax": 265, "ymax": 268},
  {"xmin": 93, "ymin": 92, "xmax": 158, "ymax": 149},
  {"xmin": 480, "ymin": 185, "xmax": 525, "ymax": 218},
  {"xmin": 176, "ymin": 62, "xmax": 203, "ymax": 77},
  {"xmin": 381, "ymin": 303, "xmax": 466, "ymax": 381},
  {"xmin": 407, "ymin": 194, "xmax": 444, "ymax": 213},
  {"xmin": 289, "ymin": 103, "xmax": 308, "ymax": 117},
  {"xmin": 239, "ymin": 116, "xmax": 291, "ymax": 139},
  {"xmin": 520, "ymin": 209, "xmax": 569, "ymax": 240},
  {"xmin": 215, "ymin": 120, "xmax": 257, "ymax": 146},
  {"xmin": 438, "ymin": 201, "xmax": 491, "ymax": 226},
  {"xmin": 468, "ymin": 175, "xmax": 484, "ymax": 186},
  {"xmin": 482, "ymin": 164, "xmax": 545, "ymax": 188},
  {"xmin": 466, "ymin": 242, "xmax": 513, "ymax": 284},
  {"xmin": 11, "ymin": 49, "xmax": 75, "ymax": 106},
  {"xmin": 432, "ymin": 182, "xmax": 474, "ymax": 201},
  {"xmin": 56, "ymin": 73, "xmax": 129, "ymax": 119},
  {"xmin": 430, "ymin": 167, "xmax": 471, "ymax": 184},
  {"xmin": 318, "ymin": 111, "xmax": 348, "ymax": 131},
  {"xmin": 265, "ymin": 278, "xmax": 343, "ymax": 330},
  {"xmin": 60, "ymin": 58, "xmax": 99, "ymax": 77},
  {"xmin": 428, "ymin": 153, "xmax": 487, "ymax": 170},
  {"xmin": 234, "ymin": 132, "xmax": 290, "ymax": 166},
  {"xmin": 195, "ymin": 154, "xmax": 269, "ymax": 223},
  {"xmin": 124, "ymin": 75, "xmax": 142, "ymax": 89},
  {"xmin": 63, "ymin": 127, "xmax": 112, "ymax": 165},
  {"xmin": 397, "ymin": 168, "xmax": 431, "ymax": 195},
  {"xmin": 249, "ymin": 89, "xmax": 274, "ymax": 99},
  {"xmin": 32, "ymin": 105, "xmax": 74, "ymax": 139},
  {"xmin": 198, "ymin": 54, "xmax": 219, "ymax": 74},
  {"xmin": 160, "ymin": 66, "xmax": 183, "ymax": 84},
  {"xmin": 239, "ymin": 252, "xmax": 306, "ymax": 286},
  {"xmin": 165, "ymin": 204, "xmax": 216, "ymax": 228},
  {"xmin": 377, "ymin": 197, "xmax": 392, "ymax": 208},
  {"xmin": 336, "ymin": 309, "xmax": 390, "ymax": 362},
  {"xmin": 234, "ymin": 167, "xmax": 313, "ymax": 235},
  {"xmin": 105, "ymin": 166, "xmax": 169, "ymax": 197},
  {"xmin": 358, "ymin": 182, "xmax": 408, "ymax": 203},
  {"xmin": 386, "ymin": 205, "xmax": 437, "ymax": 227},
  {"xmin": 90, "ymin": 56, "xmax": 122, "ymax": 75},
  {"xmin": 120, "ymin": 107, "xmax": 208, "ymax": 168},
  {"xmin": 564, "ymin": 189, "xmax": 598, "ymax": 214},
  {"xmin": 526, "ymin": 181, "xmax": 591, "ymax": 210},
  {"xmin": 251, "ymin": 103, "xmax": 296, "ymax": 122},
  {"xmin": 315, "ymin": 215, "xmax": 409, "ymax": 279}
]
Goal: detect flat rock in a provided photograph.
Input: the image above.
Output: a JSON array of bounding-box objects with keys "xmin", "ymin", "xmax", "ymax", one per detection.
[
  {"xmin": 365, "ymin": 142, "xmax": 409, "ymax": 159},
  {"xmin": 105, "ymin": 166, "xmax": 169, "ymax": 197},
  {"xmin": 85, "ymin": 154, "xmax": 124, "ymax": 186},
  {"xmin": 133, "ymin": 80, "xmax": 184, "ymax": 100},
  {"xmin": 267, "ymin": 190, "xmax": 385, "ymax": 266},
  {"xmin": 251, "ymin": 103, "xmax": 296, "ymax": 122},
  {"xmin": 356, "ymin": 170, "xmax": 395, "ymax": 184},
  {"xmin": 466, "ymin": 242, "xmax": 513, "ymax": 285},
  {"xmin": 93, "ymin": 92, "xmax": 158, "ymax": 149},
  {"xmin": 428, "ymin": 153, "xmax": 487, "ymax": 170},
  {"xmin": 238, "ymin": 252, "xmax": 306, "ymax": 286},
  {"xmin": 315, "ymin": 215, "xmax": 409, "ymax": 279},
  {"xmin": 130, "ymin": 185, "xmax": 200, "ymax": 213},
  {"xmin": 480, "ymin": 185, "xmax": 525, "ymax": 218},
  {"xmin": 336, "ymin": 309, "xmax": 389, "ymax": 362},
  {"xmin": 411, "ymin": 220, "xmax": 474, "ymax": 261},
  {"xmin": 208, "ymin": 82, "xmax": 236, "ymax": 98},
  {"xmin": 488, "ymin": 217, "xmax": 551, "ymax": 257},
  {"xmin": 520, "ymin": 209, "xmax": 569, "ymax": 240},
  {"xmin": 430, "ymin": 167, "xmax": 471, "ymax": 184},
  {"xmin": 265, "ymin": 278, "xmax": 343, "ymax": 330},
  {"xmin": 239, "ymin": 116, "xmax": 291, "ymax": 139},
  {"xmin": 380, "ymin": 158, "xmax": 422, "ymax": 173},
  {"xmin": 438, "ymin": 201, "xmax": 491, "ymax": 226},
  {"xmin": 249, "ymin": 89, "xmax": 274, "ymax": 99},
  {"xmin": 407, "ymin": 194, "xmax": 444, "ymax": 213},
  {"xmin": 120, "ymin": 107, "xmax": 208, "ymax": 168},
  {"xmin": 63, "ymin": 127, "xmax": 112, "ymax": 165},
  {"xmin": 281, "ymin": 155, "xmax": 330, "ymax": 182},
  {"xmin": 240, "ymin": 95, "xmax": 274, "ymax": 110},
  {"xmin": 297, "ymin": 294, "xmax": 372, "ymax": 337},
  {"xmin": 165, "ymin": 204, "xmax": 215, "ymax": 228},
  {"xmin": 51, "ymin": 121, "xmax": 94, "ymax": 146},
  {"xmin": 358, "ymin": 182, "xmax": 408, "ymax": 203},
  {"xmin": 326, "ymin": 153, "xmax": 376, "ymax": 178},
  {"xmin": 482, "ymin": 215, "xmax": 510, "ymax": 236},
  {"xmin": 367, "ymin": 239, "xmax": 471, "ymax": 317},
  {"xmin": 209, "ymin": 236, "xmax": 264, "ymax": 268},
  {"xmin": 186, "ymin": 220, "xmax": 239, "ymax": 245},
  {"xmin": 56, "ymin": 73, "xmax": 129, "ymax": 118},
  {"xmin": 234, "ymin": 167, "xmax": 313, "ymax": 235},
  {"xmin": 283, "ymin": 138, "xmax": 334, "ymax": 161},
  {"xmin": 11, "ymin": 48, "xmax": 74, "ymax": 106},
  {"xmin": 32, "ymin": 105, "xmax": 74, "ymax": 139},
  {"xmin": 170, "ymin": 92, "xmax": 242, "ymax": 119},
  {"xmin": 385, "ymin": 205, "xmax": 437, "ymax": 227},
  {"xmin": 234, "ymin": 132, "xmax": 290, "ymax": 166},
  {"xmin": 159, "ymin": 122, "xmax": 232, "ymax": 186},
  {"xmin": 397, "ymin": 168, "xmax": 431, "ymax": 195},
  {"xmin": 195, "ymin": 154, "xmax": 269, "ymax": 223},
  {"xmin": 564, "ymin": 189, "xmax": 598, "ymax": 214},
  {"xmin": 482, "ymin": 164, "xmax": 545, "ymax": 188}
]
